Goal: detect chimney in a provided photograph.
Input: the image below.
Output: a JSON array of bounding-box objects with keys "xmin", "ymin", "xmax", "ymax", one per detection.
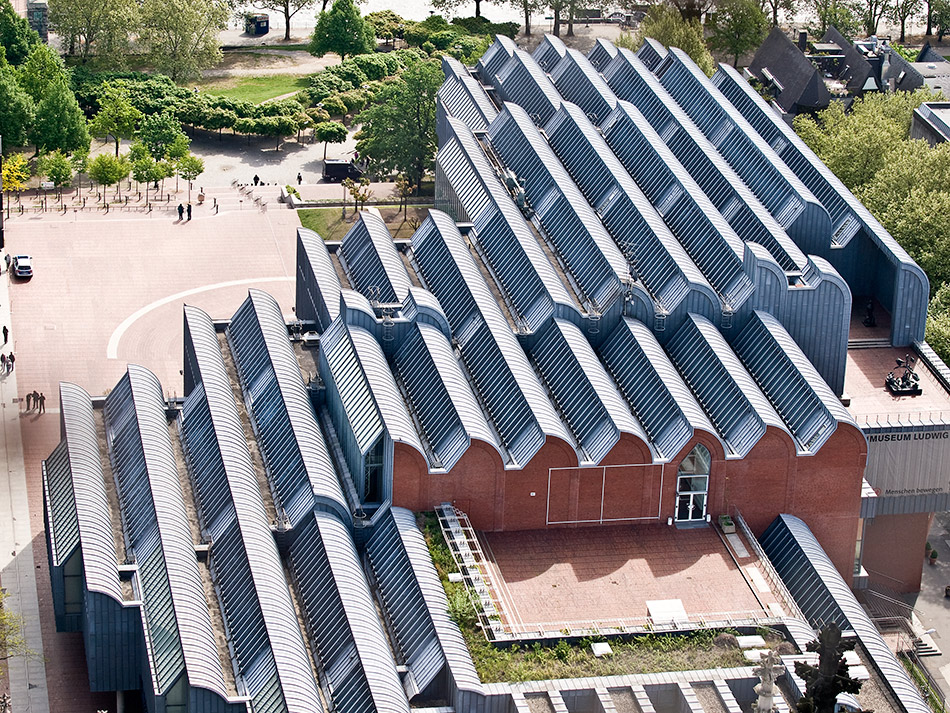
[{"xmin": 798, "ymin": 31, "xmax": 808, "ymax": 51}]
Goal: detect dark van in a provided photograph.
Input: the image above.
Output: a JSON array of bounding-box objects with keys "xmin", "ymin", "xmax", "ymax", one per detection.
[{"xmin": 322, "ymin": 159, "xmax": 365, "ymax": 182}]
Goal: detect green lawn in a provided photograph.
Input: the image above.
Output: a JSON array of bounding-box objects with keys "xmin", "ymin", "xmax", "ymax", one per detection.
[
  {"xmin": 298, "ymin": 206, "xmax": 431, "ymax": 241},
  {"xmin": 196, "ymin": 74, "xmax": 310, "ymax": 103}
]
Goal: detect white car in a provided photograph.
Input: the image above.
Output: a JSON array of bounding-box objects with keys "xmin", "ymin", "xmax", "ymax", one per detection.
[{"xmin": 11, "ymin": 255, "xmax": 32, "ymax": 279}]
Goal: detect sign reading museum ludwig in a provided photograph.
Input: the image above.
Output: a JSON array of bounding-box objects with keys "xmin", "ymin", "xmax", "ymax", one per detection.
[{"xmin": 864, "ymin": 426, "xmax": 950, "ymax": 497}]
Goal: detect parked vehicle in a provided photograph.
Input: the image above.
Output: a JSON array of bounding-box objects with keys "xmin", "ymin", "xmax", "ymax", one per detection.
[
  {"xmin": 11, "ymin": 255, "xmax": 32, "ymax": 279},
  {"xmin": 322, "ymin": 160, "xmax": 364, "ymax": 183}
]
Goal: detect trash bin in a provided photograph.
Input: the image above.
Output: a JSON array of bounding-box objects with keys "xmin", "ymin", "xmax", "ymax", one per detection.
[{"xmin": 244, "ymin": 14, "xmax": 269, "ymax": 35}]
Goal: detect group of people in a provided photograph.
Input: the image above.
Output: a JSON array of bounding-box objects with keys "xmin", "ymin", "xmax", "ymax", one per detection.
[
  {"xmin": 1, "ymin": 352, "xmax": 15, "ymax": 372},
  {"xmin": 176, "ymin": 203, "xmax": 193, "ymax": 221},
  {"xmin": 252, "ymin": 173, "xmax": 303, "ymax": 186},
  {"xmin": 25, "ymin": 390, "xmax": 45, "ymax": 414}
]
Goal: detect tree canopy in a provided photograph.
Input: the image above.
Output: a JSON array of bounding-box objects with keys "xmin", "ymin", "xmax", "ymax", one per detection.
[
  {"xmin": 0, "ymin": 65, "xmax": 34, "ymax": 150},
  {"xmin": 354, "ymin": 59, "xmax": 442, "ymax": 190},
  {"xmin": 31, "ymin": 76, "xmax": 90, "ymax": 155},
  {"xmin": 0, "ymin": 0, "xmax": 39, "ymax": 65},
  {"xmin": 39, "ymin": 150, "xmax": 74, "ymax": 188},
  {"xmin": 88, "ymin": 152, "xmax": 130, "ymax": 196},
  {"xmin": 18, "ymin": 44, "xmax": 67, "ymax": 103},
  {"xmin": 89, "ymin": 82, "xmax": 144, "ymax": 156},
  {"xmin": 138, "ymin": 0, "xmax": 229, "ymax": 81},
  {"xmin": 48, "ymin": 0, "xmax": 136, "ymax": 61},
  {"xmin": 136, "ymin": 112, "xmax": 189, "ymax": 161},
  {"xmin": 795, "ymin": 624, "xmax": 862, "ymax": 713},
  {"xmin": 310, "ymin": 0, "xmax": 376, "ymax": 61},
  {"xmin": 709, "ymin": 0, "xmax": 768, "ymax": 67},
  {"xmin": 1, "ymin": 152, "xmax": 29, "ymax": 191},
  {"xmin": 253, "ymin": 0, "xmax": 318, "ymax": 41},
  {"xmin": 314, "ymin": 120, "xmax": 348, "ymax": 159}
]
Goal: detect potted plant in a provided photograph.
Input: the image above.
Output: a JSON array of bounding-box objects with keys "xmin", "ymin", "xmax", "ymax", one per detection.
[
  {"xmin": 930, "ymin": 548, "xmax": 939, "ymax": 565},
  {"xmin": 718, "ymin": 514, "xmax": 736, "ymax": 534},
  {"xmin": 927, "ymin": 541, "xmax": 933, "ymax": 556}
]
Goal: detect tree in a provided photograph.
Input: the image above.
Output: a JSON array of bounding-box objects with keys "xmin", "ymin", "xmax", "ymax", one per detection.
[
  {"xmin": 889, "ymin": 0, "xmax": 922, "ymax": 40},
  {"xmin": 807, "ymin": 0, "xmax": 863, "ymax": 36},
  {"xmin": 252, "ymin": 0, "xmax": 317, "ymax": 41},
  {"xmin": 17, "ymin": 44, "xmax": 67, "ymax": 104},
  {"xmin": 860, "ymin": 0, "xmax": 892, "ymax": 35},
  {"xmin": 39, "ymin": 150, "xmax": 73, "ymax": 191},
  {"xmin": 668, "ymin": 0, "xmax": 715, "ymax": 21},
  {"xmin": 48, "ymin": 0, "xmax": 136, "ymax": 61},
  {"xmin": 933, "ymin": 0, "xmax": 950, "ymax": 38},
  {"xmin": 760, "ymin": 0, "xmax": 797, "ymax": 26},
  {"xmin": 509, "ymin": 0, "xmax": 544, "ymax": 35},
  {"xmin": 795, "ymin": 624, "xmax": 862, "ymax": 713},
  {"xmin": 71, "ymin": 146, "xmax": 88, "ymax": 191},
  {"xmin": 130, "ymin": 145, "xmax": 164, "ymax": 203},
  {"xmin": 0, "ymin": 590, "xmax": 34, "ymax": 665},
  {"xmin": 136, "ymin": 112, "xmax": 189, "ymax": 161},
  {"xmin": 343, "ymin": 175, "xmax": 372, "ymax": 213},
  {"xmin": 87, "ymin": 153, "xmax": 130, "ymax": 202},
  {"xmin": 634, "ymin": 5, "xmax": 715, "ymax": 76},
  {"xmin": 310, "ymin": 0, "xmax": 376, "ymax": 61},
  {"xmin": 366, "ymin": 9, "xmax": 403, "ymax": 44},
  {"xmin": 138, "ymin": 0, "xmax": 229, "ymax": 82},
  {"xmin": 175, "ymin": 153, "xmax": 204, "ymax": 199},
  {"xmin": 927, "ymin": 285, "xmax": 950, "ymax": 365},
  {"xmin": 709, "ymin": 0, "xmax": 768, "ymax": 67},
  {"xmin": 1, "ymin": 152, "xmax": 30, "ymax": 192},
  {"xmin": 0, "ymin": 0, "xmax": 38, "ymax": 65},
  {"xmin": 0, "ymin": 66, "xmax": 34, "ymax": 150},
  {"xmin": 314, "ymin": 120, "xmax": 348, "ymax": 159},
  {"xmin": 354, "ymin": 59, "xmax": 441, "ymax": 191},
  {"xmin": 31, "ymin": 76, "xmax": 91, "ymax": 156},
  {"xmin": 88, "ymin": 83, "xmax": 143, "ymax": 157}
]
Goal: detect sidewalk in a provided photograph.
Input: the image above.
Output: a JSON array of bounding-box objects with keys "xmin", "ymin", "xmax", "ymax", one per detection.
[{"xmin": 0, "ymin": 255, "xmax": 50, "ymax": 713}]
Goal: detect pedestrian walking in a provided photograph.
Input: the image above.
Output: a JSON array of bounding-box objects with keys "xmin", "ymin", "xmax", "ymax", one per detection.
[
  {"xmin": 253, "ymin": 174, "xmax": 260, "ymax": 186},
  {"xmin": 177, "ymin": 204, "xmax": 184, "ymax": 221},
  {"xmin": 2, "ymin": 354, "xmax": 8, "ymax": 373},
  {"xmin": 38, "ymin": 393, "xmax": 45, "ymax": 414},
  {"xmin": 297, "ymin": 172, "xmax": 302, "ymax": 185},
  {"xmin": 31, "ymin": 390, "xmax": 38, "ymax": 409},
  {"xmin": 2, "ymin": 325, "xmax": 8, "ymax": 344},
  {"xmin": 25, "ymin": 392, "xmax": 31, "ymax": 410},
  {"xmin": 186, "ymin": 203, "xmax": 192, "ymax": 221},
  {"xmin": 8, "ymin": 352, "xmax": 15, "ymax": 371}
]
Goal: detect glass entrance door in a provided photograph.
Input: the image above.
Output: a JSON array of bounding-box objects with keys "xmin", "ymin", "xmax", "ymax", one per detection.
[{"xmin": 676, "ymin": 475, "xmax": 708, "ymax": 522}]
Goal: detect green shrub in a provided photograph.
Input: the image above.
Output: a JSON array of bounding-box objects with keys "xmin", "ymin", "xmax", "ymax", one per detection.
[
  {"xmin": 350, "ymin": 53, "xmax": 390, "ymax": 80},
  {"xmin": 429, "ymin": 29, "xmax": 460, "ymax": 50},
  {"xmin": 452, "ymin": 16, "xmax": 519, "ymax": 38},
  {"xmin": 327, "ymin": 62, "xmax": 367, "ymax": 89},
  {"xmin": 306, "ymin": 106, "xmax": 330, "ymax": 123},
  {"xmin": 421, "ymin": 40, "xmax": 436, "ymax": 55},
  {"xmin": 339, "ymin": 88, "xmax": 368, "ymax": 113}
]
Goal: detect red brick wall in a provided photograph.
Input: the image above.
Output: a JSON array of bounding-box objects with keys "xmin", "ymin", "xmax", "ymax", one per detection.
[
  {"xmin": 863, "ymin": 512, "xmax": 932, "ymax": 592},
  {"xmin": 391, "ymin": 421, "xmax": 868, "ymax": 580}
]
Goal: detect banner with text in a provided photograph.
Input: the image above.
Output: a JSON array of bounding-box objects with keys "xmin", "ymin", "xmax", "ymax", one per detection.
[{"xmin": 864, "ymin": 426, "xmax": 950, "ymax": 497}]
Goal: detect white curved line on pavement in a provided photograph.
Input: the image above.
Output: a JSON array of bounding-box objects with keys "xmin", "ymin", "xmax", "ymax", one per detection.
[{"xmin": 107, "ymin": 277, "xmax": 294, "ymax": 359}]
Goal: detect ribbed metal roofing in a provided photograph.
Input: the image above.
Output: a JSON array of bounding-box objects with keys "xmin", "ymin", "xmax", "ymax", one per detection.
[
  {"xmin": 531, "ymin": 318, "xmax": 649, "ymax": 464},
  {"xmin": 347, "ymin": 325, "xmax": 426, "ymax": 459},
  {"xmin": 761, "ymin": 514, "xmax": 929, "ymax": 713},
  {"xmin": 105, "ymin": 365, "xmax": 231, "ymax": 700},
  {"xmin": 341, "ymin": 210, "xmax": 412, "ymax": 305},
  {"xmin": 491, "ymin": 49, "xmax": 563, "ymax": 126},
  {"xmin": 542, "ymin": 101, "xmax": 716, "ymax": 315},
  {"xmin": 366, "ymin": 508, "xmax": 482, "ymax": 704},
  {"xmin": 712, "ymin": 63, "xmax": 929, "ymax": 345},
  {"xmin": 435, "ymin": 116, "xmax": 575, "ymax": 331},
  {"xmin": 393, "ymin": 321, "xmax": 502, "ymax": 471},
  {"xmin": 599, "ymin": 100, "xmax": 755, "ymax": 310},
  {"xmin": 289, "ymin": 512, "xmax": 410, "ymax": 713},
  {"xmin": 227, "ymin": 289, "xmax": 348, "ymax": 525},
  {"xmin": 487, "ymin": 103, "xmax": 630, "ymax": 313},
  {"xmin": 50, "ymin": 382, "xmax": 122, "ymax": 601},
  {"xmin": 650, "ymin": 48, "xmax": 830, "ymax": 249},
  {"xmin": 440, "ymin": 55, "xmax": 498, "ymax": 133},
  {"xmin": 565, "ymin": 43, "xmax": 807, "ymax": 276},
  {"xmin": 548, "ymin": 48, "xmax": 617, "ymax": 126},
  {"xmin": 475, "ymin": 33, "xmax": 516, "ymax": 82},
  {"xmin": 665, "ymin": 315, "xmax": 788, "ymax": 457},
  {"xmin": 732, "ymin": 311, "xmax": 847, "ymax": 454},
  {"xmin": 401, "ymin": 286, "xmax": 452, "ymax": 339},
  {"xmin": 412, "ymin": 209, "xmax": 573, "ymax": 466},
  {"xmin": 532, "ymin": 33, "xmax": 567, "ymax": 71},
  {"xmin": 296, "ymin": 227, "xmax": 341, "ymax": 332},
  {"xmin": 182, "ymin": 305, "xmax": 322, "ymax": 713},
  {"xmin": 599, "ymin": 318, "xmax": 714, "ymax": 460},
  {"xmin": 587, "ymin": 37, "xmax": 618, "ymax": 70}
]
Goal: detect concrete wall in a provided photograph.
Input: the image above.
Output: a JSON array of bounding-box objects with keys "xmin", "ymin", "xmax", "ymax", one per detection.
[{"xmin": 863, "ymin": 511, "xmax": 933, "ymax": 592}]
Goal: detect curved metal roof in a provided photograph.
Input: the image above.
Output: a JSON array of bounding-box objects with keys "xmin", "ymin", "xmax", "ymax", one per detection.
[
  {"xmin": 532, "ymin": 34, "xmax": 567, "ymax": 71},
  {"xmin": 548, "ymin": 48, "xmax": 617, "ymax": 126},
  {"xmin": 440, "ymin": 55, "xmax": 498, "ymax": 133},
  {"xmin": 532, "ymin": 319, "xmax": 650, "ymax": 464},
  {"xmin": 476, "ymin": 34, "xmax": 517, "ymax": 83},
  {"xmin": 401, "ymin": 286, "xmax": 452, "ymax": 340},
  {"xmin": 296, "ymin": 227, "xmax": 341, "ymax": 332},
  {"xmin": 761, "ymin": 514, "xmax": 929, "ymax": 713},
  {"xmin": 52, "ymin": 382, "xmax": 122, "ymax": 601},
  {"xmin": 348, "ymin": 325, "xmax": 426, "ymax": 459},
  {"xmin": 492, "ymin": 49, "xmax": 563, "ymax": 126},
  {"xmin": 665, "ymin": 315, "xmax": 788, "ymax": 457},
  {"xmin": 435, "ymin": 116, "xmax": 575, "ymax": 331},
  {"xmin": 712, "ymin": 63, "xmax": 929, "ymax": 345},
  {"xmin": 227, "ymin": 289, "xmax": 348, "ymax": 525},
  {"xmin": 341, "ymin": 211, "xmax": 412, "ymax": 305},
  {"xmin": 105, "ymin": 365, "xmax": 231, "ymax": 700},
  {"xmin": 599, "ymin": 317, "xmax": 715, "ymax": 460},
  {"xmin": 600, "ymin": 100, "xmax": 755, "ymax": 310},
  {"xmin": 543, "ymin": 101, "xmax": 716, "ymax": 314},
  {"xmin": 366, "ymin": 508, "xmax": 483, "ymax": 704},
  {"xmin": 488, "ymin": 103, "xmax": 630, "ymax": 313},
  {"xmin": 412, "ymin": 209, "xmax": 573, "ymax": 466},
  {"xmin": 182, "ymin": 305, "xmax": 322, "ymax": 713},
  {"xmin": 732, "ymin": 311, "xmax": 853, "ymax": 454},
  {"xmin": 289, "ymin": 512, "xmax": 410, "ymax": 713},
  {"xmin": 588, "ymin": 37, "xmax": 618, "ymax": 70}
]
